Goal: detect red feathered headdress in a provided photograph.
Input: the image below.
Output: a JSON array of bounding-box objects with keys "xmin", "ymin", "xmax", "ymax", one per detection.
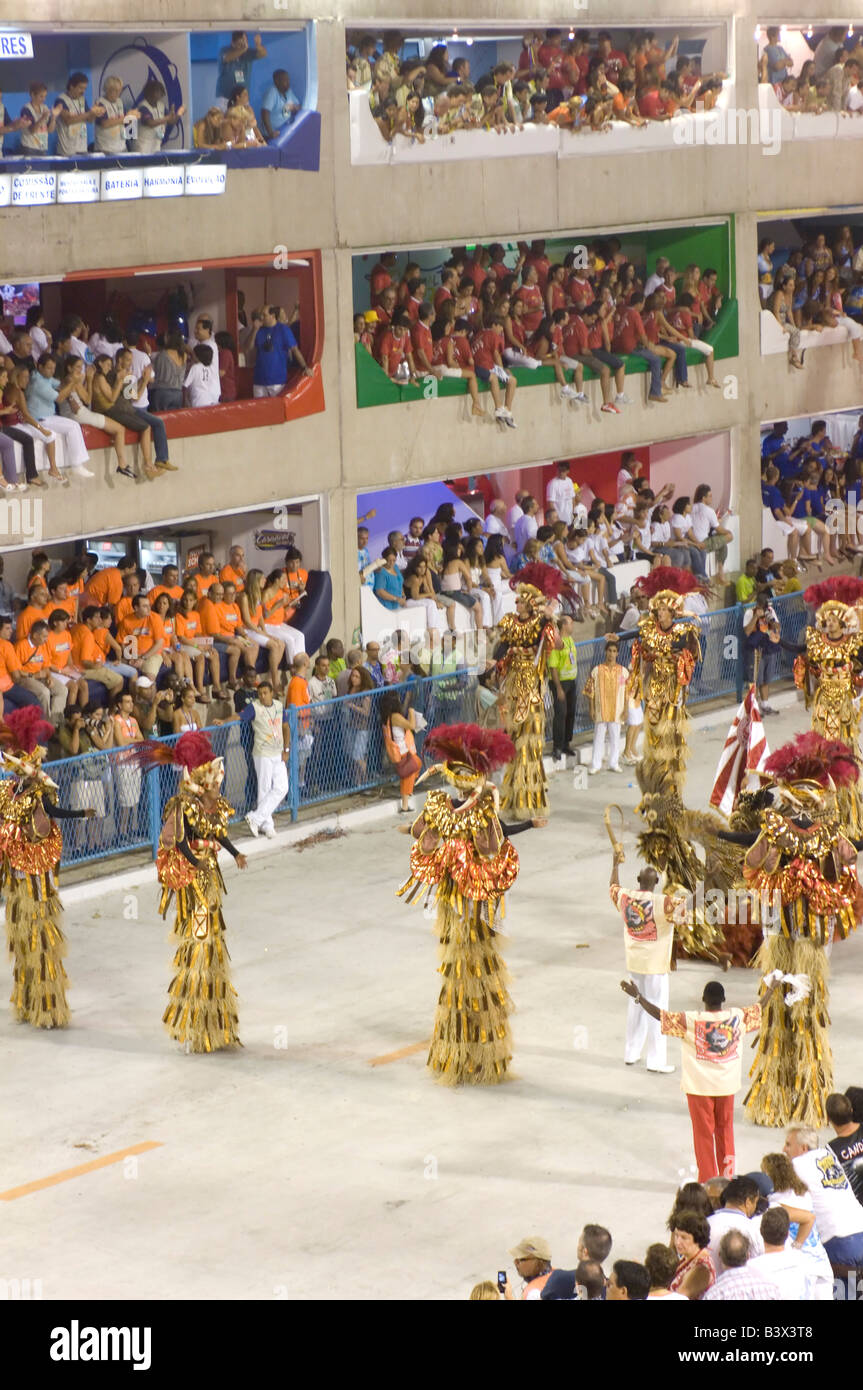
[
  {"xmin": 509, "ymin": 562, "xmax": 565, "ymax": 599},
  {"xmin": 126, "ymin": 730, "xmax": 216, "ymax": 772},
  {"xmin": 633, "ymin": 567, "xmax": 700, "ymax": 599},
  {"xmin": 0, "ymin": 706, "xmax": 55, "ymax": 754},
  {"xmin": 804, "ymin": 576, "xmax": 863, "ymax": 608},
  {"xmin": 763, "ymin": 732, "xmax": 859, "ymax": 788},
  {"xmin": 424, "ymin": 723, "xmax": 515, "ymax": 774}
]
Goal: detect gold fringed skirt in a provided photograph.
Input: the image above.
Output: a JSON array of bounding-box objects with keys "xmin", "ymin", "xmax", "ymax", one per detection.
[
  {"xmin": 4, "ymin": 867, "xmax": 69, "ymax": 1028},
  {"xmin": 745, "ymin": 934, "xmax": 832, "ymax": 1129},
  {"xmin": 642, "ymin": 697, "xmax": 689, "ymax": 792},
  {"xmin": 160, "ymin": 857, "xmax": 241, "ymax": 1054},
  {"xmin": 427, "ymin": 888, "xmax": 513, "ymax": 1086},
  {"xmin": 500, "ymin": 707, "xmax": 546, "ymax": 817}
]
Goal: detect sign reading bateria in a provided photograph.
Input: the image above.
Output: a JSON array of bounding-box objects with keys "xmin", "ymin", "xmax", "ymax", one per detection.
[{"xmin": 0, "ymin": 163, "xmax": 226, "ymax": 207}]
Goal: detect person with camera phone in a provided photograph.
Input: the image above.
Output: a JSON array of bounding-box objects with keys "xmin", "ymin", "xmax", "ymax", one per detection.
[{"xmin": 742, "ymin": 597, "xmax": 781, "ymax": 715}]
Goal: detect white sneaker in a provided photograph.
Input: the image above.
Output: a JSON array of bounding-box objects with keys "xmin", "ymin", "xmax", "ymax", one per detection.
[
  {"xmin": 588, "ymin": 767, "xmax": 600, "ymax": 776},
  {"xmin": 609, "ymin": 764, "xmax": 622, "ymax": 773},
  {"xmin": 73, "ymin": 466, "xmax": 95, "ymax": 478},
  {"xmin": 494, "ymin": 406, "xmax": 507, "ymax": 421},
  {"xmin": 647, "ymin": 1064, "xmax": 675, "ymax": 1074},
  {"xmin": 503, "ymin": 412, "xmax": 517, "ymax": 429},
  {"xmin": 574, "ymin": 392, "xmax": 589, "ymax": 402},
  {"xmin": 615, "ymin": 392, "xmax": 632, "ymax": 405},
  {"xmin": 263, "ymin": 825, "xmax": 276, "ymax": 840},
  {"xmin": 245, "ymin": 815, "xmax": 260, "ymax": 838},
  {"xmin": 561, "ymin": 385, "xmax": 579, "ymax": 400}
]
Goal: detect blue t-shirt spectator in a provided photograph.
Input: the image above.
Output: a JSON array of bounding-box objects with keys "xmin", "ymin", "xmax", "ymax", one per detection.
[
  {"xmin": 261, "ymin": 82, "xmax": 299, "ymax": 135},
  {"xmin": 764, "ymin": 43, "xmax": 792, "ymax": 84},
  {"xmin": 373, "ymin": 566, "xmax": 404, "ymax": 611},
  {"xmin": 216, "ymin": 41, "xmax": 264, "ymax": 101},
  {"xmin": 761, "ymin": 483, "xmax": 786, "ymax": 514},
  {"xmin": 253, "ymin": 321, "xmax": 297, "ymax": 387},
  {"xmin": 845, "ymin": 285, "xmax": 863, "ymax": 320},
  {"xmin": 804, "ymin": 486, "xmax": 828, "ymax": 520},
  {"xmin": 25, "ymin": 371, "xmax": 60, "ymax": 420},
  {"xmin": 358, "ymin": 545, "xmax": 373, "ymax": 585}
]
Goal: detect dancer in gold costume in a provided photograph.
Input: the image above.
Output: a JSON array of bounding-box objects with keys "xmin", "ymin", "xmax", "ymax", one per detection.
[
  {"xmin": 0, "ymin": 707, "xmax": 95, "ymax": 1028},
  {"xmin": 718, "ymin": 734, "xmax": 863, "ymax": 1129},
  {"xmin": 135, "ymin": 731, "xmax": 247, "ymax": 1051},
  {"xmin": 397, "ymin": 723, "xmax": 536, "ymax": 1085},
  {"xmin": 793, "ymin": 577, "xmax": 863, "ymax": 834},
  {"xmin": 495, "ymin": 562, "xmax": 563, "ymax": 818},
  {"xmin": 628, "ymin": 567, "xmax": 702, "ymax": 786}
]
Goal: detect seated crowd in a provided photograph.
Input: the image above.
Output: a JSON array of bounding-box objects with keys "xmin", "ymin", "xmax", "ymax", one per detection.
[
  {"xmin": 760, "ymin": 25, "xmax": 863, "ymax": 115},
  {"xmin": 359, "ymin": 459, "xmax": 733, "ymax": 641},
  {"xmin": 356, "ymin": 242, "xmax": 724, "ymax": 421},
  {"xmin": 759, "ymin": 225, "xmax": 863, "ymax": 369},
  {"xmin": 348, "ymin": 29, "xmax": 726, "ymax": 142},
  {"xmin": 761, "ymin": 416, "xmax": 863, "ymax": 565},
  {"xmin": 474, "ymin": 1095, "xmax": 863, "ymax": 1301},
  {"xmin": 0, "ymin": 300, "xmax": 311, "ymax": 485},
  {"xmin": 0, "ymin": 38, "xmax": 301, "ymax": 159}
]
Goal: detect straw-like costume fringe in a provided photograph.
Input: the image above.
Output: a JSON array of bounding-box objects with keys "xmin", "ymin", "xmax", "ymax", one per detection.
[
  {"xmin": 745, "ymin": 935, "xmax": 832, "ymax": 1128},
  {"xmin": 398, "ymin": 782, "xmax": 518, "ymax": 1085},
  {"xmin": 500, "ymin": 709, "xmax": 546, "ymax": 817},
  {"xmin": 159, "ymin": 858, "xmax": 241, "ymax": 1054},
  {"xmin": 2, "ymin": 860, "xmax": 68, "ymax": 1029}
]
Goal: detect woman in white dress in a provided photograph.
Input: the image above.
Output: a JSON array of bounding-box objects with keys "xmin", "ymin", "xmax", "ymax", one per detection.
[
  {"xmin": 464, "ymin": 538, "xmax": 495, "ymax": 628},
  {"xmin": 482, "ymin": 535, "xmax": 518, "ymax": 623}
]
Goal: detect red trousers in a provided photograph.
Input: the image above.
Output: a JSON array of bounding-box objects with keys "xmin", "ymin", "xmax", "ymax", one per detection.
[{"xmin": 686, "ymin": 1093, "xmax": 736, "ymax": 1182}]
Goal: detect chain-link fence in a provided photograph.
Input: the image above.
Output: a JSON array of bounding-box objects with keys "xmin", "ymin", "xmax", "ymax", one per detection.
[{"xmin": 33, "ymin": 596, "xmax": 808, "ymax": 870}]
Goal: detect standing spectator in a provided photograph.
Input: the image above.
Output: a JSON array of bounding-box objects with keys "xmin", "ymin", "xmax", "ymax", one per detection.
[
  {"xmin": 149, "ymin": 333, "xmax": 186, "ymax": 412},
  {"xmin": 18, "ymin": 81, "xmax": 56, "ymax": 153},
  {"xmin": 111, "ymin": 691, "xmax": 144, "ymax": 839},
  {"xmin": 94, "ymin": 75, "xmax": 138, "ymax": 154},
  {"xmin": 826, "ymin": 1092, "xmax": 863, "ymax": 1203},
  {"xmin": 214, "ymin": 332, "xmax": 238, "ymax": 403},
  {"xmin": 607, "ymin": 1262, "xmax": 650, "ymax": 1301},
  {"xmin": 260, "ymin": 69, "xmax": 299, "ymax": 140},
  {"xmin": 707, "ymin": 1177, "xmax": 765, "ymax": 1268},
  {"xmin": 621, "ymin": 977, "xmax": 780, "ymax": 1181},
  {"xmin": 784, "ymin": 1126, "xmax": 863, "ymax": 1273},
  {"xmin": 252, "ymin": 305, "xmax": 313, "ymax": 397},
  {"xmin": 509, "ymin": 1237, "xmax": 555, "ymax": 1299},
  {"xmin": 546, "ymin": 460, "xmax": 578, "ymax": 527},
  {"xmin": 242, "ymin": 678, "xmax": 289, "ymax": 839},
  {"xmin": 547, "ymin": 614, "xmax": 577, "ymax": 761},
  {"xmin": 743, "ymin": 597, "xmax": 781, "ymax": 714},
  {"xmin": 702, "ymin": 1230, "xmax": 781, "ymax": 1301},
  {"xmin": 286, "ymin": 652, "xmax": 313, "ymax": 791},
  {"xmin": 514, "ymin": 495, "xmax": 539, "ymax": 553},
  {"xmin": 585, "ymin": 636, "xmax": 630, "ymax": 774},
  {"xmin": 55, "ymin": 73, "xmax": 105, "ymax": 157},
  {"xmin": 217, "ymin": 32, "xmax": 268, "ymax": 111},
  {"xmin": 132, "ymin": 79, "xmax": 183, "ymax": 153},
  {"xmin": 184, "ymin": 344, "xmax": 221, "ymax": 407}
]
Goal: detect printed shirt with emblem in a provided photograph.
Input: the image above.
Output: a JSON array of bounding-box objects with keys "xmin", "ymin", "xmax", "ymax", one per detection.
[
  {"xmin": 660, "ymin": 1005, "xmax": 761, "ymax": 1096},
  {"xmin": 609, "ymin": 885, "xmax": 676, "ymax": 974},
  {"xmin": 792, "ymin": 1148, "xmax": 863, "ymax": 1243}
]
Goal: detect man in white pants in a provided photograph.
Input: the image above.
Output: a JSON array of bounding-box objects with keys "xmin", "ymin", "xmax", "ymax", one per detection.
[
  {"xmin": 584, "ymin": 635, "xmax": 629, "ymax": 773},
  {"xmin": 609, "ymin": 847, "xmax": 678, "ymax": 1073},
  {"xmin": 242, "ymin": 679, "xmax": 289, "ymax": 840}
]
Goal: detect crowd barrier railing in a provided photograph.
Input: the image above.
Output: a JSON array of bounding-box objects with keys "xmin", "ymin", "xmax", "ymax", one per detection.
[{"xmin": 35, "ymin": 596, "xmax": 808, "ymax": 872}]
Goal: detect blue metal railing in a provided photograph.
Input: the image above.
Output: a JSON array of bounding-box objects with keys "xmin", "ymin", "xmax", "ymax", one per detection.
[{"xmin": 36, "ymin": 595, "xmax": 807, "ymax": 870}]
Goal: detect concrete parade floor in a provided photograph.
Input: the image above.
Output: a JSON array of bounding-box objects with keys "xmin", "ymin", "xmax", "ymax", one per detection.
[{"xmin": 1, "ymin": 691, "xmax": 861, "ymax": 1301}]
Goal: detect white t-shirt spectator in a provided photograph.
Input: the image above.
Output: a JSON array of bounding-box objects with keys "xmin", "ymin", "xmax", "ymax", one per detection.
[
  {"xmin": 671, "ymin": 512, "xmax": 694, "ymax": 541},
  {"xmin": 89, "ymin": 333, "xmax": 122, "ymax": 361},
  {"xmin": 133, "ymin": 99, "xmax": 167, "ymax": 154},
  {"xmin": 747, "ymin": 1249, "xmax": 811, "ymax": 1300},
  {"xmin": 691, "ymin": 502, "xmax": 720, "ymax": 543},
  {"xmin": 514, "ymin": 512, "xmax": 538, "ymax": 553},
  {"xmin": 30, "ymin": 325, "xmax": 50, "ymax": 358},
  {"xmin": 652, "ymin": 519, "xmax": 672, "ymax": 545},
  {"xmin": 792, "ymin": 1147, "xmax": 863, "ymax": 1244},
  {"xmin": 95, "ymin": 97, "xmax": 127, "ymax": 154},
  {"xmin": 55, "ymin": 92, "xmax": 89, "ymax": 156},
  {"xmin": 507, "ymin": 501, "xmax": 524, "ymax": 531},
  {"xmin": 184, "ymin": 361, "xmax": 221, "ymax": 408},
  {"xmin": 847, "ymin": 83, "xmax": 863, "ymax": 112},
  {"xmin": 707, "ymin": 1208, "xmax": 765, "ymax": 1269},
  {"xmin": 644, "ymin": 272, "xmax": 665, "ymax": 298},
  {"xmin": 484, "ymin": 513, "xmax": 510, "ymax": 540},
  {"xmin": 128, "ymin": 347, "xmax": 153, "ymax": 409},
  {"xmin": 546, "ymin": 476, "xmax": 576, "ymax": 526}
]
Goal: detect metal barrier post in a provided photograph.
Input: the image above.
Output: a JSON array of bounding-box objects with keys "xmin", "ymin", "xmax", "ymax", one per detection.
[
  {"xmin": 734, "ymin": 602, "xmax": 745, "ymax": 703},
  {"xmin": 286, "ymin": 704, "xmax": 299, "ymax": 821},
  {"xmin": 147, "ymin": 765, "xmax": 162, "ymax": 859}
]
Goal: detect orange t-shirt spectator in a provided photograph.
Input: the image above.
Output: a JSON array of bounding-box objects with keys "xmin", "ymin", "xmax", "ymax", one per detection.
[
  {"xmin": 85, "ymin": 565, "xmax": 132, "ymax": 610},
  {"xmin": 16, "ymin": 594, "xmax": 50, "ymax": 642}
]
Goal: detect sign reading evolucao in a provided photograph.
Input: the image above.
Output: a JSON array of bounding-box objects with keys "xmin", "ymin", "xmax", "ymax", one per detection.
[{"xmin": 0, "ymin": 163, "xmax": 227, "ymax": 206}]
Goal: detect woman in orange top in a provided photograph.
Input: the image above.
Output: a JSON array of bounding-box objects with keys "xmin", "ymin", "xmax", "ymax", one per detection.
[
  {"xmin": 239, "ymin": 568, "xmax": 285, "ymax": 689},
  {"xmin": 175, "ymin": 589, "xmax": 223, "ymax": 699},
  {"xmin": 380, "ymin": 690, "xmax": 421, "ymax": 812},
  {"xmin": 151, "ymin": 592, "xmax": 196, "ymax": 689},
  {"xmin": 262, "ymin": 567, "xmax": 305, "ymax": 664},
  {"xmin": 282, "ymin": 546, "xmax": 308, "ymax": 623}
]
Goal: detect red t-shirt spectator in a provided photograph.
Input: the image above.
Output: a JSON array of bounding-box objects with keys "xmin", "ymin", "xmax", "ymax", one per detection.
[
  {"xmin": 586, "ymin": 319, "xmax": 605, "ymax": 352},
  {"xmin": 563, "ymin": 316, "xmax": 588, "ymax": 357},
  {"xmin": 567, "ymin": 275, "xmax": 593, "ymax": 307},
  {"xmin": 641, "ymin": 311, "xmax": 660, "ymax": 345},
  {"xmin": 464, "ymin": 260, "xmax": 487, "ymax": 291},
  {"xmin": 370, "ymin": 263, "xmax": 392, "ymax": 304},
  {"xmin": 472, "ymin": 327, "xmax": 504, "ymax": 371},
  {"xmin": 431, "ymin": 335, "xmax": 450, "ymax": 367},
  {"xmin": 524, "ymin": 255, "xmax": 551, "ymax": 291},
  {"xmin": 405, "ymin": 297, "xmax": 422, "ymax": 323},
  {"xmin": 450, "ymin": 333, "xmax": 473, "ymax": 369},
  {"xmin": 613, "ymin": 307, "xmax": 647, "ymax": 354},
  {"xmin": 489, "ymin": 261, "xmax": 510, "ymax": 282},
  {"xmin": 604, "ymin": 49, "xmax": 627, "ymax": 81},
  {"xmin": 547, "ymin": 282, "xmax": 567, "ymax": 313},
  {"xmin": 434, "ymin": 286, "xmax": 453, "ymax": 314},
  {"xmin": 218, "ymin": 347, "xmax": 237, "ymax": 402},
  {"xmin": 656, "ymin": 283, "xmax": 676, "ymax": 308},
  {"xmin": 538, "ymin": 42, "xmax": 565, "ymax": 88},
  {"xmin": 515, "ymin": 284, "xmax": 544, "ymax": 333},
  {"xmin": 376, "ymin": 330, "xmax": 404, "ymax": 375},
  {"xmin": 411, "ymin": 321, "xmax": 433, "ymax": 366},
  {"xmin": 639, "ymin": 88, "xmax": 668, "ymax": 119},
  {"xmin": 670, "ymin": 307, "xmax": 695, "ymax": 336},
  {"xmin": 549, "ymin": 322, "xmax": 565, "ymax": 354}
]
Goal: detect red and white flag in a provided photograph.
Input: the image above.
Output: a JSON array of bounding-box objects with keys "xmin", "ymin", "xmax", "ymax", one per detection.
[{"xmin": 709, "ymin": 685, "xmax": 770, "ymax": 817}]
